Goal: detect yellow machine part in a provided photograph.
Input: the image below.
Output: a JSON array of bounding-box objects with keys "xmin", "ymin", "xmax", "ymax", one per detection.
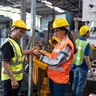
[
  {"xmin": 32, "ymin": 65, "xmax": 38, "ymax": 85},
  {"xmin": 49, "ymin": 36, "xmax": 61, "ymax": 47},
  {"xmin": 33, "ymin": 50, "xmax": 51, "ymax": 70},
  {"xmin": 33, "ymin": 56, "xmax": 48, "ymax": 70},
  {"xmin": 90, "ymin": 44, "xmax": 96, "ymax": 50}
]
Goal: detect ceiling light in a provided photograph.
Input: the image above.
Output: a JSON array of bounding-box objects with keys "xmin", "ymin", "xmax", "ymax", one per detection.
[
  {"xmin": 41, "ymin": 0, "xmax": 64, "ymax": 13},
  {"xmin": 41, "ymin": 0, "xmax": 52, "ymax": 5}
]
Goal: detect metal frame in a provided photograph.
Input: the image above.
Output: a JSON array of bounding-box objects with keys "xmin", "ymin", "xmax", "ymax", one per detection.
[
  {"xmin": 67, "ymin": 0, "xmax": 79, "ymax": 9},
  {"xmin": 1, "ymin": 0, "xmax": 80, "ymax": 15}
]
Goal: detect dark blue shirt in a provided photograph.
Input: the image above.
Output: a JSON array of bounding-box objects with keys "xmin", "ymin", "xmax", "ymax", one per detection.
[{"xmin": 72, "ymin": 37, "xmax": 90, "ymax": 70}]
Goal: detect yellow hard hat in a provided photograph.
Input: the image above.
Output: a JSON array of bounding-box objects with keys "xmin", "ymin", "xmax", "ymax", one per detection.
[
  {"xmin": 80, "ymin": 25, "xmax": 90, "ymax": 36},
  {"xmin": 52, "ymin": 17, "xmax": 69, "ymax": 29},
  {"xmin": 11, "ymin": 20, "xmax": 28, "ymax": 30}
]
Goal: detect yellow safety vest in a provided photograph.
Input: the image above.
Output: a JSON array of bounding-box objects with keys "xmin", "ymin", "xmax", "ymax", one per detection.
[{"xmin": 1, "ymin": 37, "xmax": 23, "ymax": 81}]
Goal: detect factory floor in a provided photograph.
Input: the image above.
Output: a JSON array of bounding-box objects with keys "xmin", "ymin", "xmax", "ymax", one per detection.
[
  {"xmin": 1, "ymin": 81, "xmax": 96, "ymax": 96},
  {"xmin": 0, "ymin": 85, "xmax": 72, "ymax": 96},
  {"xmin": 0, "ymin": 85, "xmax": 3, "ymax": 96}
]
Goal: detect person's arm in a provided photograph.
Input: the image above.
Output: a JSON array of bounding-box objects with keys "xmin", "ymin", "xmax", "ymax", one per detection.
[
  {"xmin": 40, "ymin": 44, "xmax": 72, "ymax": 66},
  {"xmin": 84, "ymin": 44, "xmax": 93, "ymax": 77},
  {"xmin": 84, "ymin": 56, "xmax": 92, "ymax": 70},
  {"xmin": 84, "ymin": 56, "xmax": 93, "ymax": 78},
  {"xmin": 2, "ymin": 61, "xmax": 19, "ymax": 89},
  {"xmin": 22, "ymin": 46, "xmax": 40, "ymax": 55},
  {"xmin": 22, "ymin": 49, "xmax": 33, "ymax": 55},
  {"xmin": 2, "ymin": 61, "xmax": 15, "ymax": 80}
]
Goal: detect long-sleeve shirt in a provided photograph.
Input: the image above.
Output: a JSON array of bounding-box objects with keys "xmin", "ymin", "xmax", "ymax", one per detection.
[{"xmin": 40, "ymin": 44, "xmax": 72, "ymax": 66}]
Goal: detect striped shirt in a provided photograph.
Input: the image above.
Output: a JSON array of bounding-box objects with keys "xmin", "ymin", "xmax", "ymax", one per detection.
[{"xmin": 40, "ymin": 44, "xmax": 72, "ymax": 66}]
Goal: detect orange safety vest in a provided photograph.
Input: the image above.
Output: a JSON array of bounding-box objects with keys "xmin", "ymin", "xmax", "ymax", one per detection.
[{"xmin": 48, "ymin": 39, "xmax": 74, "ymax": 84}]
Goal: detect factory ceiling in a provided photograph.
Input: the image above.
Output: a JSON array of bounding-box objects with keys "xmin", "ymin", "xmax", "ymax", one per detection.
[{"xmin": 0, "ymin": 0, "xmax": 81, "ymax": 16}]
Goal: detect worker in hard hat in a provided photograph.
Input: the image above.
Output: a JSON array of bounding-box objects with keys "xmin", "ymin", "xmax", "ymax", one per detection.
[
  {"xmin": 72, "ymin": 25, "xmax": 94, "ymax": 96},
  {"xmin": 1, "ymin": 20, "xmax": 35, "ymax": 96},
  {"xmin": 33, "ymin": 17, "xmax": 77, "ymax": 96}
]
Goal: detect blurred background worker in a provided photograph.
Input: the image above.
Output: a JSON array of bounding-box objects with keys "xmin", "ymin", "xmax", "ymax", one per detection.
[
  {"xmin": 33, "ymin": 17, "xmax": 77, "ymax": 96},
  {"xmin": 1, "ymin": 20, "xmax": 35, "ymax": 96},
  {"xmin": 72, "ymin": 25, "xmax": 94, "ymax": 96}
]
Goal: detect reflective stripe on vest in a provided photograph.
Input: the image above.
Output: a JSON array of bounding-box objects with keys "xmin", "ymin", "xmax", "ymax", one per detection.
[
  {"xmin": 49, "ymin": 66, "xmax": 64, "ymax": 71},
  {"xmin": 74, "ymin": 55, "xmax": 80, "ymax": 60},
  {"xmin": 76, "ymin": 46, "xmax": 83, "ymax": 50},
  {"xmin": 1, "ymin": 38, "xmax": 23, "ymax": 81},
  {"xmin": 53, "ymin": 48, "xmax": 60, "ymax": 53},
  {"xmin": 73, "ymin": 39, "xmax": 88, "ymax": 66},
  {"xmin": 3, "ymin": 69, "xmax": 23, "ymax": 74},
  {"xmin": 9, "ymin": 61, "xmax": 22, "ymax": 65}
]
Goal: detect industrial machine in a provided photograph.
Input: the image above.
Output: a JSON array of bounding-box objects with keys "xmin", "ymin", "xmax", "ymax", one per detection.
[
  {"xmin": 33, "ymin": 37, "xmax": 60, "ymax": 69},
  {"xmin": 0, "ymin": 15, "xmax": 12, "ymax": 67},
  {"xmin": 0, "ymin": 15, "xmax": 12, "ymax": 95},
  {"xmin": 82, "ymin": 0, "xmax": 96, "ymax": 95},
  {"xmin": 0, "ymin": 15, "xmax": 12, "ymax": 45}
]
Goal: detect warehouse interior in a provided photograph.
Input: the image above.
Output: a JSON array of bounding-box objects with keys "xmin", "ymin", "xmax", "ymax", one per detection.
[{"xmin": 0, "ymin": 0, "xmax": 96, "ymax": 96}]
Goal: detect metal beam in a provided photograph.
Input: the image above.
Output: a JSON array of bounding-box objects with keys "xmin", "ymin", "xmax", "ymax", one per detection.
[
  {"xmin": 64, "ymin": 2, "xmax": 79, "ymax": 9},
  {"xmin": 35, "ymin": 3, "xmax": 72, "ymax": 9},
  {"xmin": 20, "ymin": 0, "xmax": 26, "ymax": 49},
  {"xmin": 20, "ymin": 0, "xmax": 28, "ymax": 94},
  {"xmin": 67, "ymin": 0, "xmax": 79, "ymax": 9},
  {"xmin": 54, "ymin": 0, "xmax": 61, "ymax": 5},
  {"xmin": 28, "ymin": 0, "xmax": 36, "ymax": 96}
]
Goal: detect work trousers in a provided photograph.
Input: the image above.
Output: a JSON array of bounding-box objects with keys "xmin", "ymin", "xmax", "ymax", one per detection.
[
  {"xmin": 49, "ymin": 78, "xmax": 66, "ymax": 96},
  {"xmin": 72, "ymin": 67, "xmax": 88, "ymax": 96},
  {"xmin": 2, "ymin": 79, "xmax": 22, "ymax": 96}
]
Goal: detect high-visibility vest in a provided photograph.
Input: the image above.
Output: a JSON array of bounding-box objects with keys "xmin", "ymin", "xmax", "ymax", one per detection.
[
  {"xmin": 48, "ymin": 39, "xmax": 74, "ymax": 84},
  {"xmin": 1, "ymin": 37, "xmax": 23, "ymax": 81},
  {"xmin": 73, "ymin": 39, "xmax": 89, "ymax": 66}
]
